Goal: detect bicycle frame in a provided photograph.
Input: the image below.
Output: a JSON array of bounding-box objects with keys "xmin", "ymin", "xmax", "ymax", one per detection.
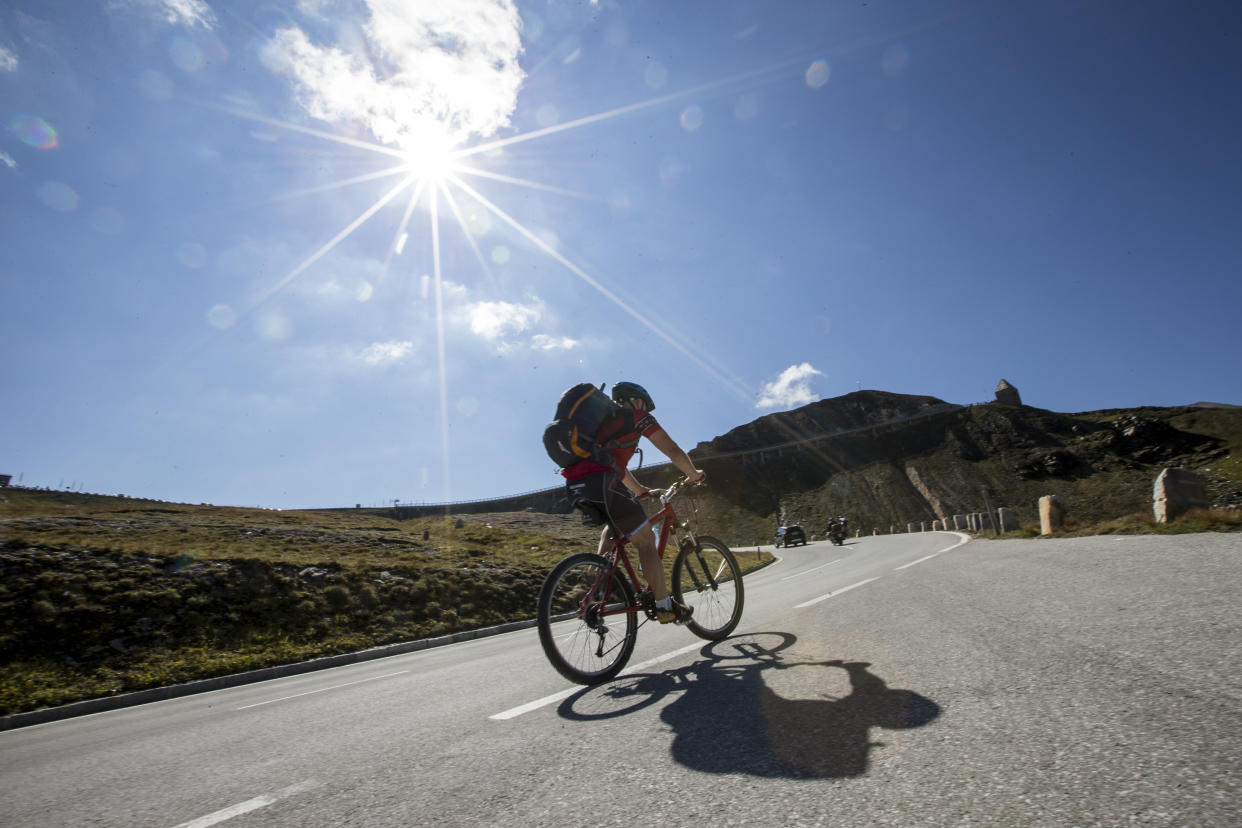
[{"xmin": 589, "ymin": 482, "xmax": 697, "ymax": 621}]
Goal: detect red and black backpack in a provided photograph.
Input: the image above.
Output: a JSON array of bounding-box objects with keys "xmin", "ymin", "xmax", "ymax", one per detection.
[{"xmin": 542, "ymin": 383, "xmax": 638, "ymax": 473}]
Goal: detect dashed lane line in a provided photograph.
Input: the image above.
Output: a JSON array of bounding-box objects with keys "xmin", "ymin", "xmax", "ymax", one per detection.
[
  {"xmin": 235, "ymin": 670, "xmax": 409, "ymax": 710},
  {"xmin": 172, "ymin": 779, "xmax": 320, "ymax": 828},
  {"xmin": 780, "ymin": 558, "xmax": 841, "ymax": 581},
  {"xmin": 490, "ymin": 640, "xmax": 704, "ymax": 721},
  {"xmin": 793, "ymin": 577, "xmax": 881, "ymax": 608}
]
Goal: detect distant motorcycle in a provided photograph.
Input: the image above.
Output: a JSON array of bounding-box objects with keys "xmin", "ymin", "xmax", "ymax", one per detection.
[{"xmin": 827, "ymin": 517, "xmax": 848, "ymax": 546}]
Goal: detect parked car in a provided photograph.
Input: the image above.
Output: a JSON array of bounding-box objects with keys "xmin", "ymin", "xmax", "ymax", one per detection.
[{"xmin": 774, "ymin": 524, "xmax": 807, "ymax": 548}]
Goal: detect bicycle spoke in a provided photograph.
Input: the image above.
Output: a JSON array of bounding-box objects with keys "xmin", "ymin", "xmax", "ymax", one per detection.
[
  {"xmin": 673, "ymin": 537, "xmax": 744, "ymax": 641},
  {"xmin": 538, "ymin": 553, "xmax": 638, "ymax": 684}
]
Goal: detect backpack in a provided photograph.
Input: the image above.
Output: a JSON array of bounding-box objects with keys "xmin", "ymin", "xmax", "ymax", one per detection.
[{"xmin": 542, "ymin": 383, "xmax": 637, "ymax": 473}]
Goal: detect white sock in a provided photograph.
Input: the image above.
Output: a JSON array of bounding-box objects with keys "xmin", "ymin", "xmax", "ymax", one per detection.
[{"xmin": 655, "ymin": 596, "xmax": 672, "ymax": 610}]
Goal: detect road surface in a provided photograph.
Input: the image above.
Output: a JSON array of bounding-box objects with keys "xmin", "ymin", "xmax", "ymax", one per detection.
[{"xmin": 1, "ymin": 531, "xmax": 1239, "ymax": 826}]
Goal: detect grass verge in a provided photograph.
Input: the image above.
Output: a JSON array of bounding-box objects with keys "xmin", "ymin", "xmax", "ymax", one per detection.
[{"xmin": 1, "ymin": 489, "xmax": 773, "ymax": 715}]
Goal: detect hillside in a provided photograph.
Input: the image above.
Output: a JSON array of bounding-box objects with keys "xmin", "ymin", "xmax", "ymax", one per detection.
[
  {"xmin": 677, "ymin": 390, "xmax": 1242, "ymax": 535},
  {"xmin": 469, "ymin": 390, "xmax": 1241, "ymax": 539}
]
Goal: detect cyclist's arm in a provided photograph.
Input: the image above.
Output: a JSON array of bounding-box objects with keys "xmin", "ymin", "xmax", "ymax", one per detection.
[
  {"xmin": 619, "ymin": 468, "xmax": 650, "ymax": 498},
  {"xmin": 647, "ymin": 428, "xmax": 705, "ymax": 483}
]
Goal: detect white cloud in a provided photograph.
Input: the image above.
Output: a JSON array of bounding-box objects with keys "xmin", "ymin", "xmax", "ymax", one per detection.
[
  {"xmin": 757, "ymin": 362, "xmax": 824, "ymax": 409},
  {"xmin": 468, "ymin": 300, "xmax": 539, "ymax": 340},
  {"xmin": 454, "ymin": 295, "xmax": 580, "ymax": 351},
  {"xmin": 117, "ymin": 0, "xmax": 216, "ymax": 28},
  {"xmin": 357, "ymin": 340, "xmax": 413, "ymax": 365},
  {"xmin": 0, "ymin": 151, "xmax": 15, "ymax": 170},
  {"xmin": 0, "ymin": 47, "xmax": 16, "ymax": 72},
  {"xmin": 265, "ymin": 0, "xmax": 525, "ymax": 147},
  {"xmin": 531, "ymin": 334, "xmax": 578, "ymax": 351}
]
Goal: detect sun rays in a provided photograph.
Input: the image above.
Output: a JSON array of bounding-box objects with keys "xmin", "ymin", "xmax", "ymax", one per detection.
[
  {"xmin": 216, "ymin": 69, "xmax": 795, "ymax": 497},
  {"xmin": 224, "ymin": 90, "xmax": 754, "ymax": 395}
]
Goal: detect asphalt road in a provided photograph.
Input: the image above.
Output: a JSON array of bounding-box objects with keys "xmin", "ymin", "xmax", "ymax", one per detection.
[{"xmin": 1, "ymin": 531, "xmax": 1239, "ymax": 827}]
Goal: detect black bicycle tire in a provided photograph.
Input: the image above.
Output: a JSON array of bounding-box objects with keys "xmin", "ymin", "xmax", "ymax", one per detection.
[
  {"xmin": 536, "ymin": 552, "xmax": 638, "ymax": 685},
  {"xmin": 672, "ymin": 536, "xmax": 744, "ymax": 641}
]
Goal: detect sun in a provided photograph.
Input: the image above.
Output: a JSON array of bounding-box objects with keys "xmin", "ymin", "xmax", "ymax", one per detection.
[{"xmin": 399, "ymin": 123, "xmax": 460, "ymax": 183}]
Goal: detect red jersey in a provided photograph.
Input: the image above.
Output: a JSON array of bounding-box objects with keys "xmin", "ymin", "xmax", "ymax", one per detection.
[{"xmin": 561, "ymin": 411, "xmax": 663, "ymax": 481}]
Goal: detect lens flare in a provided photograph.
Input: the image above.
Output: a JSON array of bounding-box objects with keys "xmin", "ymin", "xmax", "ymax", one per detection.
[
  {"xmin": 37, "ymin": 181, "xmax": 79, "ymax": 212},
  {"xmin": 680, "ymin": 105, "xmax": 704, "ymax": 131},
  {"xmin": 805, "ymin": 59, "xmax": 830, "ymax": 89},
  {"xmin": 10, "ymin": 115, "xmax": 58, "ymax": 150}
]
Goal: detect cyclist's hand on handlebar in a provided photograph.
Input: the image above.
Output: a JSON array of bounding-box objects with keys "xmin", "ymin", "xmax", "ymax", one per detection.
[{"xmin": 686, "ymin": 469, "xmax": 707, "ymax": 485}]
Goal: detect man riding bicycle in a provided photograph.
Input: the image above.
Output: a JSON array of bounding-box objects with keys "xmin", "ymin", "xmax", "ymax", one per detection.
[{"xmin": 562, "ymin": 381, "xmax": 706, "ymax": 624}]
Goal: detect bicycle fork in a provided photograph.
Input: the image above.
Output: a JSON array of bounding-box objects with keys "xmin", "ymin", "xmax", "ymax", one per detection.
[{"xmin": 679, "ymin": 533, "xmax": 722, "ymax": 593}]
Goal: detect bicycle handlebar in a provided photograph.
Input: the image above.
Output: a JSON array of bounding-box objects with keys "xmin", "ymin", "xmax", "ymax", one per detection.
[{"xmin": 655, "ymin": 476, "xmax": 705, "ymax": 505}]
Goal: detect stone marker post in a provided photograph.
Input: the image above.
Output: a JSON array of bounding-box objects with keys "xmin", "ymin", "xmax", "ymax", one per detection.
[
  {"xmin": 997, "ymin": 507, "xmax": 1019, "ymax": 533},
  {"xmin": 1153, "ymin": 468, "xmax": 1209, "ymax": 523},
  {"xmin": 1039, "ymin": 495, "xmax": 1064, "ymax": 535}
]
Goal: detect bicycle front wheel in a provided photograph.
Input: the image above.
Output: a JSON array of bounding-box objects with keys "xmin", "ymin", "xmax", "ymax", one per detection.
[
  {"xmin": 537, "ymin": 552, "xmax": 638, "ymax": 685},
  {"xmin": 672, "ymin": 536, "xmax": 744, "ymax": 641}
]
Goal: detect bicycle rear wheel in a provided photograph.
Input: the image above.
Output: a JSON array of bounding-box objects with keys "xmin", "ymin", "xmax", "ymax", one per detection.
[
  {"xmin": 537, "ymin": 552, "xmax": 638, "ymax": 685},
  {"xmin": 672, "ymin": 536, "xmax": 744, "ymax": 641}
]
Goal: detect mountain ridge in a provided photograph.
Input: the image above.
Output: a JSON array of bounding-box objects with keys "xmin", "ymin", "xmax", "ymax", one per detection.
[{"xmin": 623, "ymin": 389, "xmax": 1242, "ymax": 539}]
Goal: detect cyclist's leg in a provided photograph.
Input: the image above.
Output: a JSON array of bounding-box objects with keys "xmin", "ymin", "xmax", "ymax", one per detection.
[
  {"xmin": 596, "ymin": 480, "xmax": 689, "ymax": 621},
  {"xmin": 597, "ymin": 475, "xmax": 662, "ymax": 593},
  {"xmin": 568, "ymin": 472, "xmax": 668, "ymax": 602}
]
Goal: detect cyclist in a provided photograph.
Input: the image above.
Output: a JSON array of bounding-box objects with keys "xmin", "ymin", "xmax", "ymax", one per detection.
[{"xmin": 562, "ymin": 381, "xmax": 706, "ymax": 624}]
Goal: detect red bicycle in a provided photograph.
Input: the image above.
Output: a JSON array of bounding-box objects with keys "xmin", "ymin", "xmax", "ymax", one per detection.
[{"xmin": 536, "ymin": 478, "xmax": 745, "ymax": 684}]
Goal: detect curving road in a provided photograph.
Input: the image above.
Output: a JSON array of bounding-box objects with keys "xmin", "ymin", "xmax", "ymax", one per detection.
[{"xmin": 1, "ymin": 531, "xmax": 1239, "ymax": 826}]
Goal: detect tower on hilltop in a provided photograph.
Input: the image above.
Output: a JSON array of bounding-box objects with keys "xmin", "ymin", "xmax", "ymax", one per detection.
[{"xmin": 995, "ymin": 379, "xmax": 1022, "ymax": 406}]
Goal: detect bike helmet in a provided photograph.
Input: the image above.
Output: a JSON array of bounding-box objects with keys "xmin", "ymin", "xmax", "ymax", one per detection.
[{"xmin": 611, "ymin": 381, "xmax": 655, "ymax": 411}]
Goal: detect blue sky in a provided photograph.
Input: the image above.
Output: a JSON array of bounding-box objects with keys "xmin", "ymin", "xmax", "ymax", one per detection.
[{"xmin": 3, "ymin": 0, "xmax": 1239, "ymax": 508}]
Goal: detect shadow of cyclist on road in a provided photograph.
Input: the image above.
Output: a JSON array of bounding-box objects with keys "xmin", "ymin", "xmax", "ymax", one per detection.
[{"xmin": 558, "ymin": 632, "xmax": 940, "ymax": 779}]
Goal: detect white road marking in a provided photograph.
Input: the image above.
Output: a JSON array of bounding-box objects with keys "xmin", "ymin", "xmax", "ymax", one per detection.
[
  {"xmin": 780, "ymin": 559, "xmax": 841, "ymax": 580},
  {"xmin": 172, "ymin": 780, "xmax": 319, "ymax": 828},
  {"xmin": 793, "ymin": 577, "xmax": 881, "ymax": 608},
  {"xmin": 235, "ymin": 671, "xmax": 409, "ymax": 710},
  {"xmin": 490, "ymin": 640, "xmax": 704, "ymax": 721},
  {"xmin": 894, "ymin": 533, "xmax": 971, "ymax": 570}
]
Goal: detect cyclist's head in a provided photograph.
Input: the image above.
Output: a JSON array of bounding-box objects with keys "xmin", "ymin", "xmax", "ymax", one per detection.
[{"xmin": 611, "ymin": 381, "xmax": 655, "ymax": 412}]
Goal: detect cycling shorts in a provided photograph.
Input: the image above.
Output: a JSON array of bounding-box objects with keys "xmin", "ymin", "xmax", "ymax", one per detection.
[{"xmin": 565, "ymin": 471, "xmax": 648, "ymax": 536}]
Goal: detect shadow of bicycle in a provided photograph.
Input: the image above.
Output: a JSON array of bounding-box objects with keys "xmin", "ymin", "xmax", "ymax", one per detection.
[{"xmin": 557, "ymin": 631, "xmax": 940, "ymax": 779}]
